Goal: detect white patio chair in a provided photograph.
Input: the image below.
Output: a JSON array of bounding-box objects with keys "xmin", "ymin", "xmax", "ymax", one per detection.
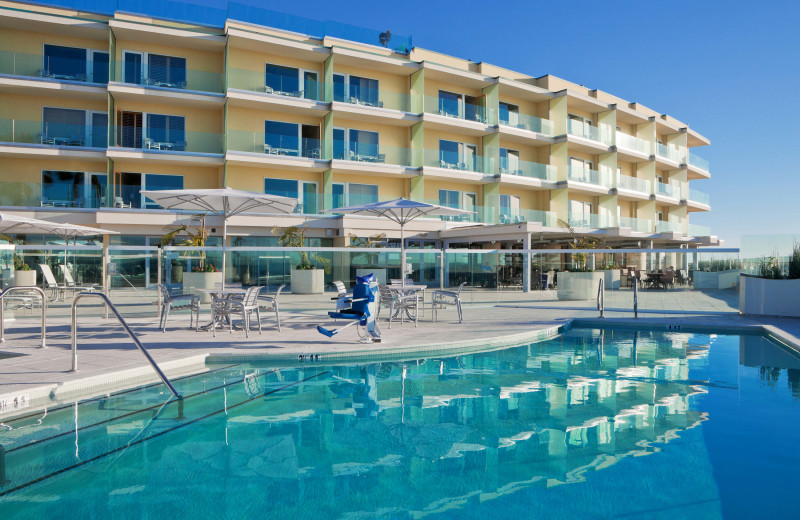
[
  {"xmin": 157, "ymin": 283, "xmax": 200, "ymax": 332},
  {"xmin": 212, "ymin": 286, "xmax": 263, "ymax": 338},
  {"xmin": 432, "ymin": 282, "xmax": 465, "ymax": 323},
  {"xmin": 378, "ymin": 284, "xmax": 418, "ymax": 328},
  {"xmin": 258, "ymin": 284, "xmax": 285, "ymax": 331},
  {"xmin": 59, "ymin": 264, "xmax": 100, "ymax": 295},
  {"xmin": 39, "ymin": 264, "xmax": 70, "ymax": 301}
]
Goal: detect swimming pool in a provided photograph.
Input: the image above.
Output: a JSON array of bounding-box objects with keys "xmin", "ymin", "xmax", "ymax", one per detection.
[{"xmin": 1, "ymin": 328, "xmax": 799, "ymax": 519}]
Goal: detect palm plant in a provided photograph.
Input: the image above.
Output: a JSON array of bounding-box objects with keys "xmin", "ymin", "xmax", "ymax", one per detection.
[
  {"xmin": 558, "ymin": 219, "xmax": 603, "ymax": 272},
  {"xmin": 160, "ymin": 214, "xmax": 212, "ymax": 271},
  {"xmin": 273, "ymin": 225, "xmax": 330, "ymax": 273}
]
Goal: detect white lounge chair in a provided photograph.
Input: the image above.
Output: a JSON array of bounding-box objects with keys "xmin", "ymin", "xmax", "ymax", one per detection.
[
  {"xmin": 59, "ymin": 265, "xmax": 100, "ymax": 295},
  {"xmin": 39, "ymin": 264, "xmax": 71, "ymax": 301}
]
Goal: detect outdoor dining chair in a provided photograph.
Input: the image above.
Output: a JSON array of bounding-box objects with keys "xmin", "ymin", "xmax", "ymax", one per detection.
[
  {"xmin": 157, "ymin": 283, "xmax": 200, "ymax": 332},
  {"xmin": 211, "ymin": 285, "xmax": 263, "ymax": 338},
  {"xmin": 432, "ymin": 282, "xmax": 465, "ymax": 324},
  {"xmin": 258, "ymin": 284, "xmax": 285, "ymax": 331},
  {"xmin": 378, "ymin": 284, "xmax": 418, "ymax": 328}
]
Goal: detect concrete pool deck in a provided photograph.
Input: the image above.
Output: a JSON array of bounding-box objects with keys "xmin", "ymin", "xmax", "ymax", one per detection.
[{"xmin": 1, "ymin": 299, "xmax": 799, "ymax": 416}]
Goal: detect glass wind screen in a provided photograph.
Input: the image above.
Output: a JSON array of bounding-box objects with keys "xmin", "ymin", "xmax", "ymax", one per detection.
[
  {"xmin": 349, "ymin": 76, "xmax": 378, "ymax": 105},
  {"xmin": 439, "ymin": 140, "xmax": 459, "ymax": 167},
  {"xmin": 333, "ymin": 74, "xmax": 346, "ymax": 102},
  {"xmin": 147, "ymin": 54, "xmax": 186, "ymax": 87},
  {"xmin": 123, "ymin": 52, "xmax": 143, "ymax": 84},
  {"xmin": 265, "ymin": 121, "xmax": 299, "ymax": 155},
  {"xmin": 42, "ymin": 45, "xmax": 86, "ymax": 79},
  {"xmin": 348, "ymin": 129, "xmax": 379, "ymax": 158},
  {"xmin": 438, "ymin": 91, "xmax": 460, "ymax": 117},
  {"xmin": 41, "ymin": 171, "xmax": 85, "ymax": 206},
  {"xmin": 42, "ymin": 107, "xmax": 86, "ymax": 143},
  {"xmin": 265, "ymin": 64, "xmax": 299, "ymax": 95},
  {"xmin": 144, "ymin": 174, "xmax": 183, "ymax": 208}
]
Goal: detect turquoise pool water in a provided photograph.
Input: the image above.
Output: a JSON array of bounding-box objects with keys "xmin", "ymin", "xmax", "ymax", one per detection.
[{"xmin": 1, "ymin": 329, "xmax": 799, "ymax": 519}]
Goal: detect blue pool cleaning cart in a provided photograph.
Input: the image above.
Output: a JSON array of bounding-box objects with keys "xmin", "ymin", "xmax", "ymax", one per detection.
[{"xmin": 317, "ymin": 273, "xmax": 381, "ymax": 342}]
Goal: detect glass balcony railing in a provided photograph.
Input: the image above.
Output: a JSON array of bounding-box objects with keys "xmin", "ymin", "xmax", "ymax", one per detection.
[
  {"xmin": 688, "ymin": 224, "xmax": 711, "ymax": 237},
  {"xmin": 226, "ymin": 131, "xmax": 321, "ymax": 158},
  {"xmin": 688, "ymin": 188, "xmax": 710, "ymax": 206},
  {"xmin": 615, "ymin": 131, "xmax": 651, "ymax": 155},
  {"xmin": 0, "ymin": 50, "xmax": 109, "ymax": 84},
  {"xmin": 227, "ymin": 67, "xmax": 320, "ymax": 101},
  {"xmin": 655, "ymin": 181, "xmax": 680, "ymax": 199},
  {"xmin": 567, "ymin": 213, "xmax": 611, "ymax": 229},
  {"xmin": 0, "ymin": 181, "xmax": 108, "ymax": 209},
  {"xmin": 618, "ymin": 216, "xmax": 653, "ymax": 233},
  {"xmin": 498, "ymin": 208, "xmax": 557, "ymax": 227},
  {"xmin": 113, "ymin": 62, "xmax": 223, "ymax": 93},
  {"xmin": 113, "ymin": 127, "xmax": 222, "ymax": 154},
  {"xmin": 499, "ymin": 158, "xmax": 556, "ymax": 181},
  {"xmin": 422, "ymin": 199, "xmax": 482, "ymax": 223},
  {"xmin": 615, "ymin": 174, "xmax": 651, "ymax": 194},
  {"xmin": 332, "ymin": 85, "xmax": 410, "ymax": 112},
  {"xmin": 567, "ymin": 120, "xmax": 613, "ymax": 145},
  {"xmin": 424, "ymin": 96, "xmax": 491, "ymax": 124},
  {"xmin": 568, "ymin": 165, "xmax": 613, "ymax": 187},
  {"xmin": 655, "ymin": 143, "xmax": 684, "ymax": 163},
  {"xmin": 333, "ymin": 142, "xmax": 411, "ymax": 166},
  {"xmin": 0, "ymin": 119, "xmax": 108, "ymax": 148},
  {"xmin": 424, "ymin": 149, "xmax": 492, "ymax": 173},
  {"xmin": 656, "ymin": 221, "xmax": 682, "ymax": 233},
  {"xmin": 689, "ymin": 152, "xmax": 710, "ymax": 172},
  {"xmin": 499, "ymin": 113, "xmax": 555, "ymax": 136}
]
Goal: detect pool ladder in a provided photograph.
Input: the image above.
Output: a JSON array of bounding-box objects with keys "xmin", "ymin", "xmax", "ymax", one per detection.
[
  {"xmin": 71, "ymin": 292, "xmax": 182, "ymax": 399},
  {"xmin": 633, "ymin": 278, "xmax": 639, "ymax": 318},
  {"xmin": 0, "ymin": 286, "xmax": 47, "ymax": 348}
]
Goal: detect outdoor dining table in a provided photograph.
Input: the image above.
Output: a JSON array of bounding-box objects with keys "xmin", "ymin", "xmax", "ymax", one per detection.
[
  {"xmin": 196, "ymin": 287, "xmax": 246, "ymax": 330},
  {"xmin": 646, "ymin": 272, "xmax": 666, "ymax": 289},
  {"xmin": 387, "ymin": 284, "xmax": 427, "ymax": 320}
]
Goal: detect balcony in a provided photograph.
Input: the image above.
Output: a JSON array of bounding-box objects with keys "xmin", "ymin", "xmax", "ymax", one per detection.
[
  {"xmin": 0, "ymin": 49, "xmax": 108, "ymax": 84},
  {"xmin": 499, "ymin": 158, "xmax": 556, "ymax": 181},
  {"xmin": 424, "ymin": 95, "xmax": 489, "ymax": 124},
  {"xmin": 616, "ymin": 174, "xmax": 651, "ymax": 194},
  {"xmin": 333, "ymin": 85, "xmax": 409, "ymax": 112},
  {"xmin": 568, "ymin": 213, "xmax": 613, "ymax": 229},
  {"xmin": 655, "ymin": 181, "xmax": 680, "ymax": 199},
  {"xmin": 227, "ymin": 131, "xmax": 320, "ymax": 158},
  {"xmin": 688, "ymin": 152, "xmax": 710, "ymax": 172},
  {"xmin": 499, "ymin": 113, "xmax": 555, "ymax": 136},
  {"xmin": 688, "ymin": 224, "xmax": 711, "ymax": 237},
  {"xmin": 333, "ymin": 142, "xmax": 411, "ymax": 167},
  {"xmin": 568, "ymin": 165, "xmax": 612, "ymax": 188},
  {"xmin": 618, "ymin": 216, "xmax": 653, "ymax": 233},
  {"xmin": 688, "ymin": 188, "xmax": 710, "ymax": 206},
  {"xmin": 615, "ymin": 131, "xmax": 651, "ymax": 155},
  {"xmin": 114, "ymin": 126, "xmax": 222, "ymax": 154},
  {"xmin": 655, "ymin": 143, "xmax": 683, "ymax": 164},
  {"xmin": 567, "ymin": 120, "xmax": 613, "ymax": 145},
  {"xmin": 425, "ymin": 149, "xmax": 490, "ymax": 174},
  {"xmin": 114, "ymin": 61, "xmax": 222, "ymax": 93},
  {"xmin": 498, "ymin": 208, "xmax": 557, "ymax": 227},
  {"xmin": 0, "ymin": 118, "xmax": 108, "ymax": 149},
  {"xmin": 656, "ymin": 221, "xmax": 682, "ymax": 233}
]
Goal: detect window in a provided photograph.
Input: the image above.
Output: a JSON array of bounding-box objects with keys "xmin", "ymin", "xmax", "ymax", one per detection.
[
  {"xmin": 569, "ymin": 157, "xmax": 594, "ymax": 182},
  {"xmin": 657, "ymin": 211, "xmax": 665, "ymax": 222},
  {"xmin": 265, "ymin": 178, "xmax": 318, "ymax": 214},
  {"xmin": 263, "ymin": 120, "xmax": 320, "ymax": 158},
  {"xmin": 438, "ymin": 91, "xmax": 460, "ymax": 118},
  {"xmin": 91, "ymin": 50, "xmax": 109, "ymax": 84},
  {"xmin": 42, "ymin": 45, "xmax": 87, "ymax": 81},
  {"xmin": 500, "ymin": 194, "xmax": 521, "ymax": 223},
  {"xmin": 146, "ymin": 114, "xmax": 186, "ymax": 151},
  {"xmin": 42, "ymin": 107, "xmax": 86, "ymax": 146},
  {"xmin": 499, "ymin": 102, "xmax": 519, "ymax": 126},
  {"xmin": 333, "ymin": 74, "xmax": 380, "ymax": 106},
  {"xmin": 332, "ymin": 183, "xmax": 378, "ymax": 208},
  {"xmin": 115, "ymin": 173, "xmax": 183, "ymax": 209},
  {"xmin": 439, "ymin": 189, "xmax": 477, "ymax": 221},
  {"xmin": 89, "ymin": 173, "xmax": 106, "ymax": 208},
  {"xmin": 437, "ymin": 90, "xmax": 484, "ymax": 122},
  {"xmin": 569, "ymin": 200, "xmax": 594, "ymax": 227},
  {"xmin": 123, "ymin": 51, "xmax": 187, "ymax": 89},
  {"xmin": 123, "ymin": 51, "xmax": 143, "ymax": 84},
  {"xmin": 500, "ymin": 148, "xmax": 520, "ymax": 174},
  {"xmin": 333, "ymin": 128, "xmax": 380, "ymax": 161},
  {"xmin": 90, "ymin": 112, "xmax": 108, "ymax": 148},
  {"xmin": 439, "ymin": 140, "xmax": 478, "ymax": 171},
  {"xmin": 265, "ymin": 64, "xmax": 300, "ymax": 96},
  {"xmin": 42, "ymin": 171, "xmax": 85, "ymax": 206},
  {"xmin": 143, "ymin": 174, "xmax": 183, "ymax": 208}
]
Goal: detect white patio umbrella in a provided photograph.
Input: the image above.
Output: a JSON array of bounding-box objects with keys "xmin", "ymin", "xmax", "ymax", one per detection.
[
  {"xmin": 324, "ymin": 198, "xmax": 473, "ymax": 285},
  {"xmin": 140, "ymin": 188, "xmax": 297, "ymax": 287}
]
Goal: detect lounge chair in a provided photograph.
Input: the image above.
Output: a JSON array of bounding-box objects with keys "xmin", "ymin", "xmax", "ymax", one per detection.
[
  {"xmin": 157, "ymin": 283, "xmax": 200, "ymax": 332},
  {"xmin": 258, "ymin": 284, "xmax": 285, "ymax": 331},
  {"xmin": 432, "ymin": 283, "xmax": 465, "ymax": 323},
  {"xmin": 59, "ymin": 265, "xmax": 100, "ymax": 295},
  {"xmin": 39, "ymin": 264, "xmax": 71, "ymax": 301}
]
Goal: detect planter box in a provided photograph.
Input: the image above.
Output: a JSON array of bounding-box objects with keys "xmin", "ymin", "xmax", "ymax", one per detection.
[
  {"xmin": 694, "ymin": 270, "xmax": 739, "ymax": 290},
  {"xmin": 557, "ymin": 271, "xmax": 605, "ymax": 300},
  {"xmin": 601, "ymin": 269, "xmax": 620, "ymax": 290},
  {"xmin": 182, "ymin": 272, "xmax": 223, "ymax": 303},
  {"xmin": 291, "ymin": 268, "xmax": 324, "ymax": 294},
  {"xmin": 14, "ymin": 270, "xmax": 36, "ymax": 287},
  {"xmin": 740, "ymin": 275, "xmax": 800, "ymax": 318},
  {"xmin": 356, "ymin": 268, "xmax": 387, "ymax": 285},
  {"xmin": 170, "ymin": 264, "xmax": 184, "ymax": 284}
]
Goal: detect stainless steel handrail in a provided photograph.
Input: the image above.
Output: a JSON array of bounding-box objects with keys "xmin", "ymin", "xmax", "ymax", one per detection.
[
  {"xmin": 0, "ymin": 286, "xmax": 47, "ymax": 348},
  {"xmin": 633, "ymin": 278, "xmax": 639, "ymax": 318},
  {"xmin": 597, "ymin": 277, "xmax": 604, "ymax": 318},
  {"xmin": 71, "ymin": 292, "xmax": 182, "ymax": 398}
]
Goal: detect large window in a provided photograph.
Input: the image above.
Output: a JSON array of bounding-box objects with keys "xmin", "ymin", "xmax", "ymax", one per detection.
[
  {"xmin": 265, "ymin": 178, "xmax": 318, "ymax": 214},
  {"xmin": 439, "ymin": 189, "xmax": 477, "ymax": 221},
  {"xmin": 41, "ymin": 171, "xmax": 107, "ymax": 208},
  {"xmin": 264, "ymin": 120, "xmax": 320, "ymax": 158},
  {"xmin": 143, "ymin": 174, "xmax": 183, "ymax": 208},
  {"xmin": 42, "ymin": 44, "xmax": 109, "ymax": 82},
  {"xmin": 146, "ymin": 114, "xmax": 186, "ymax": 151},
  {"xmin": 438, "ymin": 139, "xmax": 477, "ymax": 171},
  {"xmin": 437, "ymin": 90, "xmax": 483, "ymax": 122},
  {"xmin": 333, "ymin": 74, "xmax": 380, "ymax": 107},
  {"xmin": 499, "ymin": 102, "xmax": 519, "ymax": 126},
  {"xmin": 264, "ymin": 64, "xmax": 318, "ymax": 100},
  {"xmin": 122, "ymin": 51, "xmax": 187, "ymax": 89},
  {"xmin": 117, "ymin": 173, "xmax": 183, "ymax": 209},
  {"xmin": 333, "ymin": 128, "xmax": 381, "ymax": 161},
  {"xmin": 332, "ymin": 183, "xmax": 378, "ymax": 208},
  {"xmin": 500, "ymin": 194, "xmax": 521, "ymax": 223},
  {"xmin": 499, "ymin": 148, "xmax": 520, "ymax": 174},
  {"xmin": 42, "ymin": 107, "xmax": 86, "ymax": 146},
  {"xmin": 569, "ymin": 200, "xmax": 594, "ymax": 227}
]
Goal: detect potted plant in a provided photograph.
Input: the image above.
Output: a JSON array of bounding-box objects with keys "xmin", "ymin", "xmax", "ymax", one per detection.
[
  {"xmin": 694, "ymin": 258, "xmax": 740, "ymax": 289},
  {"xmin": 740, "ymin": 243, "xmax": 800, "ymax": 317},
  {"xmin": 161, "ymin": 215, "xmax": 222, "ymax": 303},
  {"xmin": 556, "ymin": 221, "xmax": 605, "ymax": 300},
  {"xmin": 349, "ymin": 233, "xmax": 388, "ymax": 285},
  {"xmin": 14, "ymin": 260, "xmax": 36, "ymax": 287},
  {"xmin": 273, "ymin": 225, "xmax": 330, "ymax": 294}
]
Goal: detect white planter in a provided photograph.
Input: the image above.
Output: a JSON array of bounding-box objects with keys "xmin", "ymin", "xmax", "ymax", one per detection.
[
  {"xmin": 14, "ymin": 270, "xmax": 37, "ymax": 287},
  {"xmin": 694, "ymin": 270, "xmax": 739, "ymax": 290},
  {"xmin": 356, "ymin": 268, "xmax": 387, "ymax": 285},
  {"xmin": 557, "ymin": 271, "xmax": 605, "ymax": 300},
  {"xmin": 182, "ymin": 271, "xmax": 223, "ymax": 303},
  {"xmin": 740, "ymin": 275, "xmax": 800, "ymax": 318},
  {"xmin": 601, "ymin": 269, "xmax": 620, "ymax": 290},
  {"xmin": 291, "ymin": 268, "xmax": 324, "ymax": 294}
]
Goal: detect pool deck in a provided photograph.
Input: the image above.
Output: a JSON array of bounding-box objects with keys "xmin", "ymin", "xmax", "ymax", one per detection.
[{"xmin": 1, "ymin": 299, "xmax": 799, "ymax": 415}]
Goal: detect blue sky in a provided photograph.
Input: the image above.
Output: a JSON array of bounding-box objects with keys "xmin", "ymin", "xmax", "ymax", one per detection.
[{"xmin": 264, "ymin": 0, "xmax": 798, "ymax": 247}]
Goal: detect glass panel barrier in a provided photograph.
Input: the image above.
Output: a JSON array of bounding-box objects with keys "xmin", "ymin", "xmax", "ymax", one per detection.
[
  {"xmin": 615, "ymin": 131, "xmax": 651, "ymax": 155},
  {"xmin": 424, "ymin": 149, "xmax": 492, "ymax": 173},
  {"xmin": 1, "ymin": 119, "xmax": 108, "ymax": 148},
  {"xmin": 499, "ymin": 158, "xmax": 556, "ymax": 181},
  {"xmin": 113, "ymin": 126, "xmax": 222, "ymax": 154},
  {"xmin": 688, "ymin": 188, "xmax": 710, "ymax": 205},
  {"xmin": 568, "ymin": 165, "xmax": 613, "ymax": 188},
  {"xmin": 499, "ymin": 112, "xmax": 555, "ymax": 135},
  {"xmin": 689, "ymin": 152, "xmax": 710, "ymax": 172},
  {"xmin": 616, "ymin": 174, "xmax": 651, "ymax": 194}
]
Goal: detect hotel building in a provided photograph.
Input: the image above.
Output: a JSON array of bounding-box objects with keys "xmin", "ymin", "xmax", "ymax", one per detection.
[{"xmin": 0, "ymin": 1, "xmax": 718, "ymax": 251}]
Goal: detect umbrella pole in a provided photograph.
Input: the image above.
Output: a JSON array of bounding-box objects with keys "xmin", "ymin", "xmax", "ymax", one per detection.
[
  {"xmin": 400, "ymin": 222, "xmax": 405, "ymax": 287},
  {"xmin": 222, "ymin": 218, "xmax": 227, "ymax": 289}
]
